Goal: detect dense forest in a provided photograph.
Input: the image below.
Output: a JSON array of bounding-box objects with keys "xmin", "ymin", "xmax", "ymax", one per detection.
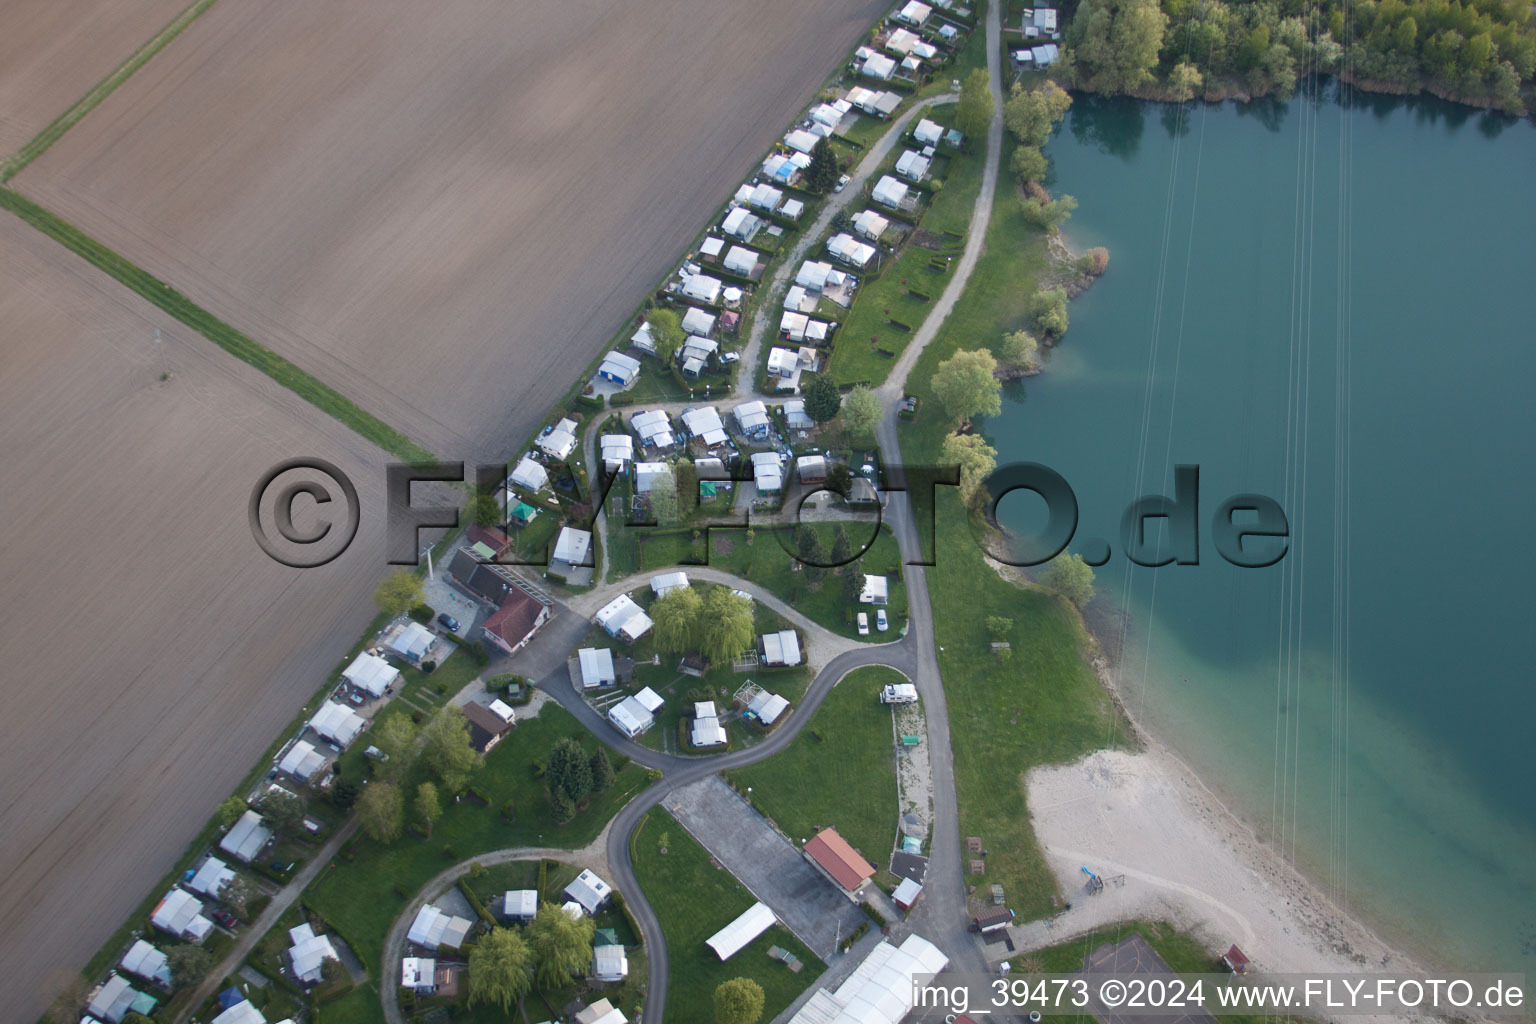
[{"xmin": 1056, "ymin": 0, "xmax": 1535, "ymax": 113}]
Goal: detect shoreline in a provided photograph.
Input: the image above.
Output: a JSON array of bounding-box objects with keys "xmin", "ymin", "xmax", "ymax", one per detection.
[{"xmin": 980, "ymin": 550, "xmax": 1448, "ymax": 1003}]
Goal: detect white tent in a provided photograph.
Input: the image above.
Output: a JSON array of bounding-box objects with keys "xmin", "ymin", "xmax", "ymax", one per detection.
[
  {"xmin": 786, "ymin": 934, "xmax": 949, "ymax": 1024},
  {"xmin": 913, "ymin": 118, "xmax": 943, "ymax": 146},
  {"xmin": 747, "ymin": 690, "xmax": 790, "ymax": 725},
  {"xmin": 872, "ymin": 176, "xmax": 909, "ymax": 209},
  {"xmin": 88, "ymin": 975, "xmax": 140, "ymax": 1024},
  {"xmin": 575, "ymin": 647, "xmax": 616, "ymax": 689},
  {"xmin": 706, "ymin": 902, "xmax": 776, "ymax": 960},
  {"xmin": 288, "ymin": 922, "xmax": 339, "ymax": 984},
  {"xmin": 721, "ymin": 206, "xmax": 763, "ymax": 241},
  {"xmin": 564, "ymin": 869, "xmax": 614, "ymax": 914},
  {"xmin": 860, "ymin": 575, "xmax": 890, "ymax": 604},
  {"xmin": 734, "ymin": 400, "xmax": 771, "ymax": 434},
  {"xmin": 748, "ymin": 183, "xmax": 783, "ymax": 212},
  {"xmin": 553, "ymin": 527, "xmax": 593, "ymax": 566},
  {"xmin": 408, "ymin": 904, "xmax": 474, "ymax": 951},
  {"xmin": 219, "ymin": 810, "xmax": 272, "ymax": 864},
  {"xmin": 895, "ymin": 150, "xmax": 931, "ymax": 181},
  {"xmin": 691, "ymin": 716, "xmax": 727, "ymax": 747},
  {"xmin": 601, "ymin": 433, "xmax": 634, "ymax": 469},
  {"xmin": 852, "ymin": 209, "xmax": 889, "ymax": 239},
  {"xmin": 631, "ymin": 409, "xmax": 675, "ymax": 448},
  {"xmin": 1031, "ymin": 42, "xmax": 1060, "ymax": 65},
  {"xmin": 187, "ymin": 856, "xmax": 236, "ymax": 898},
  {"xmin": 510, "ymin": 455, "xmax": 549, "ymax": 493},
  {"xmin": 752, "ymin": 451, "xmax": 784, "ymax": 492},
  {"xmin": 784, "ymin": 128, "xmax": 821, "ymax": 153},
  {"xmin": 630, "ymin": 322, "xmax": 657, "ymax": 353},
  {"xmin": 681, "ymin": 273, "xmax": 723, "ymax": 303},
  {"xmin": 309, "ymin": 701, "xmax": 366, "ymax": 747},
  {"xmin": 387, "ymin": 621, "xmax": 434, "ymax": 660},
  {"xmin": 783, "ymin": 399, "xmax": 814, "ymax": 430},
  {"xmin": 861, "ymin": 53, "xmax": 897, "ymax": 79},
  {"xmin": 681, "ymin": 307, "xmax": 716, "ymax": 336},
  {"xmin": 897, "ymin": 0, "xmax": 932, "ymax": 25},
  {"xmin": 279, "ymin": 739, "xmax": 326, "ymax": 781},
  {"xmin": 827, "ymin": 233, "xmax": 877, "ymax": 267},
  {"xmin": 538, "ymin": 419, "xmax": 578, "ymax": 459},
  {"xmin": 595, "ymin": 594, "xmax": 653, "ymax": 642},
  {"xmin": 633, "ymin": 462, "xmax": 671, "ymax": 495},
  {"xmin": 504, "ymin": 889, "xmax": 539, "ymax": 921},
  {"xmin": 121, "ymin": 939, "xmax": 172, "ymax": 988},
  {"xmin": 795, "ymin": 260, "xmax": 834, "ymax": 291},
  {"xmin": 211, "ymin": 1000, "xmax": 267, "ymax": 1024},
  {"xmin": 343, "ymin": 651, "xmax": 399, "ymax": 697},
  {"xmin": 599, "ymin": 351, "xmax": 642, "ymax": 386},
  {"xmin": 650, "ymin": 571, "xmax": 690, "ymax": 597},
  {"xmin": 760, "ymin": 630, "xmax": 802, "ymax": 666},
  {"xmin": 593, "ymin": 944, "xmax": 629, "ymax": 982},
  {"xmin": 151, "ymin": 888, "xmax": 213, "ymax": 942},
  {"xmin": 723, "ymin": 246, "xmax": 759, "ymax": 276}
]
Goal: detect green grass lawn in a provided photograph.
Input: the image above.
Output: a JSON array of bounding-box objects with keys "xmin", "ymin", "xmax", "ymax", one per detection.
[
  {"xmin": 304, "ymin": 704, "xmax": 649, "ymax": 972},
  {"xmin": 726, "ymin": 666, "xmax": 902, "ymax": 873},
  {"xmin": 630, "ymin": 809, "xmax": 821, "ymax": 1024},
  {"xmin": 895, "ymin": 140, "xmax": 1127, "ymax": 919},
  {"xmin": 703, "ymin": 524, "xmax": 906, "ymax": 640},
  {"xmin": 830, "ymin": 104, "xmax": 989, "ymax": 386}
]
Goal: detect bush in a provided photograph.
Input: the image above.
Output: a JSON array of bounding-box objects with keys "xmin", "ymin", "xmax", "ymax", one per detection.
[
  {"xmin": 420, "ymin": 659, "xmax": 437, "ymax": 674},
  {"xmin": 408, "ymin": 604, "xmax": 434, "ymax": 624}
]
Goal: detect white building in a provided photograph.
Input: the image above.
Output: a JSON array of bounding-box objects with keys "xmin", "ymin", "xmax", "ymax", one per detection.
[
  {"xmin": 650, "ymin": 571, "xmax": 690, "ymax": 597},
  {"xmin": 884, "ymin": 28, "xmax": 921, "ymax": 55},
  {"xmin": 767, "ymin": 347, "xmax": 799, "ymax": 379},
  {"xmin": 681, "ymin": 405, "xmax": 729, "ymax": 447},
  {"xmin": 700, "ymin": 235, "xmax": 726, "ymax": 259},
  {"xmin": 1031, "ymin": 42, "xmax": 1060, "ymax": 65},
  {"xmin": 503, "ymin": 889, "xmax": 539, "ymax": 922},
  {"xmin": 593, "ymin": 943, "xmax": 629, "ymax": 982},
  {"xmin": 601, "ymin": 432, "xmax": 635, "ymax": 470},
  {"xmin": 599, "ymin": 350, "xmax": 642, "ymax": 386},
  {"xmin": 895, "ymin": 150, "xmax": 930, "ymax": 181},
  {"xmin": 88, "ymin": 974, "xmax": 142, "ymax": 1024},
  {"xmin": 706, "ymin": 902, "xmax": 777, "ymax": 960},
  {"xmin": 746, "ymin": 689, "xmax": 790, "ymax": 726},
  {"xmin": 860, "ymin": 574, "xmax": 890, "ymax": 604},
  {"xmin": 211, "ymin": 1000, "xmax": 267, "ymax": 1024},
  {"xmin": 595, "ymin": 594, "xmax": 653, "ymax": 642},
  {"xmin": 861, "ymin": 52, "xmax": 897, "ymax": 80},
  {"xmin": 343, "ymin": 651, "xmax": 399, "ymax": 697},
  {"xmin": 120, "ymin": 939, "xmax": 172, "ymax": 988},
  {"xmin": 552, "ymin": 527, "xmax": 593, "ymax": 568},
  {"xmin": 564, "ymin": 869, "xmax": 614, "ymax": 914},
  {"xmin": 400, "ymin": 956, "xmax": 437, "ymax": 993},
  {"xmin": 827, "ymin": 233, "xmax": 877, "ymax": 267},
  {"xmin": 510, "ymin": 455, "xmax": 549, "ymax": 493},
  {"xmin": 630, "ymin": 321, "xmax": 657, "ymax": 354},
  {"xmin": 537, "ymin": 419, "xmax": 579, "ymax": 460},
  {"xmin": 912, "ymin": 118, "xmax": 943, "ymax": 146},
  {"xmin": 871, "ymin": 175, "xmax": 910, "ymax": 209},
  {"xmin": 852, "ymin": 209, "xmax": 890, "ymax": 240},
  {"xmin": 760, "ymin": 629, "xmax": 802, "ymax": 667},
  {"xmin": 734, "ymin": 400, "xmax": 771, "ymax": 436},
  {"xmin": 608, "ymin": 687, "xmax": 664, "ymax": 737},
  {"xmin": 288, "ymin": 922, "xmax": 340, "ymax": 984},
  {"xmin": 309, "ymin": 701, "xmax": 366, "ymax": 747},
  {"xmin": 187, "ymin": 856, "xmax": 236, "ymax": 898},
  {"xmin": 796, "ymin": 259, "xmax": 834, "ymax": 291},
  {"xmin": 631, "ymin": 409, "xmax": 676, "ymax": 448},
  {"xmin": 786, "ymin": 934, "xmax": 949, "ymax": 1024},
  {"xmin": 747, "ymin": 183, "xmax": 784, "ymax": 212},
  {"xmin": 781, "ymin": 197, "xmax": 806, "ymax": 220},
  {"xmin": 407, "ymin": 904, "xmax": 474, "ymax": 951},
  {"xmin": 575, "ymin": 998, "xmax": 628, "ymax": 1024},
  {"xmin": 278, "ymin": 739, "xmax": 326, "ymax": 782},
  {"xmin": 721, "ymin": 206, "xmax": 763, "ymax": 242},
  {"xmin": 681, "ymin": 273, "xmax": 723, "ymax": 304},
  {"xmin": 784, "ymin": 128, "xmax": 821, "ymax": 153},
  {"xmin": 219, "ymin": 810, "xmax": 272, "ymax": 864},
  {"xmin": 881, "ymin": 683, "xmax": 920, "ymax": 704},
  {"xmin": 691, "ymin": 700, "xmax": 726, "ymax": 748},
  {"xmin": 633, "ymin": 461, "xmax": 672, "ymax": 495},
  {"xmin": 896, "ymin": 0, "xmax": 933, "ymax": 25},
  {"xmin": 151, "ymin": 888, "xmax": 213, "ymax": 943},
  {"xmin": 681, "ymin": 306, "xmax": 717, "ymax": 336},
  {"xmin": 752, "ymin": 451, "xmax": 784, "ymax": 493},
  {"xmin": 574, "ymin": 647, "xmax": 617, "ymax": 690},
  {"xmin": 723, "ymin": 245, "xmax": 759, "ymax": 276},
  {"xmin": 783, "ymin": 399, "xmax": 814, "ymax": 430},
  {"xmin": 387, "ymin": 621, "xmax": 434, "ymax": 661}
]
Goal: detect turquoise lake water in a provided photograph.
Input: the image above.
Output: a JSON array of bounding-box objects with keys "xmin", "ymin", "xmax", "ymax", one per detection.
[{"xmin": 989, "ymin": 81, "xmax": 1536, "ymax": 971}]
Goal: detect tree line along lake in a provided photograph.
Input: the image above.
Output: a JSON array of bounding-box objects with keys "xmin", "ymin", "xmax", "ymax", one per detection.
[{"xmin": 990, "ymin": 80, "xmax": 1536, "ymax": 972}]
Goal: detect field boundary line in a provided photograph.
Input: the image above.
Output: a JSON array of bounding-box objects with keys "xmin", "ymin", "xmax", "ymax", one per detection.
[
  {"xmin": 1, "ymin": 0, "xmax": 222, "ymax": 181},
  {"xmin": 0, "ymin": 187, "xmax": 436, "ymax": 463}
]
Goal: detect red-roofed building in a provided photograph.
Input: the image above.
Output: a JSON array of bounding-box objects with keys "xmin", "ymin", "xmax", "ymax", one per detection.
[
  {"xmin": 803, "ymin": 828, "xmax": 875, "ymax": 897},
  {"xmin": 1222, "ymin": 944, "xmax": 1250, "ymax": 974},
  {"xmin": 480, "ymin": 588, "xmax": 549, "ymax": 656},
  {"xmin": 466, "ymin": 525, "xmax": 512, "ymax": 558}
]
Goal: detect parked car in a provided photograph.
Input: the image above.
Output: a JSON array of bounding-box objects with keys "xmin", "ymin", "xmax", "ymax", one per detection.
[
  {"xmin": 877, "ymin": 609, "xmax": 889, "ymax": 632},
  {"xmin": 857, "ymin": 612, "xmax": 870, "ymax": 636},
  {"xmin": 212, "ymin": 911, "xmax": 239, "ymax": 929},
  {"xmin": 721, "ymin": 351, "xmax": 741, "ymax": 364},
  {"xmin": 437, "ymin": 613, "xmax": 460, "ymax": 633},
  {"xmin": 834, "ymin": 174, "xmax": 851, "ymax": 192}
]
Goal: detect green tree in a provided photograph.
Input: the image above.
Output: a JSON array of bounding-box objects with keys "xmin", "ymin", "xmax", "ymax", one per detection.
[
  {"xmin": 998, "ymin": 330, "xmax": 1039, "ymax": 370},
  {"xmin": 941, "ymin": 432, "xmax": 999, "ymax": 509},
  {"xmin": 167, "ymin": 944, "xmax": 214, "ymax": 988},
  {"xmin": 467, "ymin": 492, "xmax": 501, "ymax": 527},
  {"xmin": 374, "ymin": 569, "xmax": 422, "ymax": 617},
  {"xmin": 840, "ymin": 385, "xmax": 881, "ymax": 438},
  {"xmin": 415, "ymin": 782, "xmax": 442, "ymax": 838},
  {"xmin": 419, "ymin": 708, "xmax": 482, "ymax": 794},
  {"xmin": 1167, "ymin": 60, "xmax": 1204, "ymax": 100},
  {"xmin": 372, "ymin": 713, "xmax": 419, "ymax": 783},
  {"xmin": 647, "ymin": 308, "xmax": 686, "ymax": 362},
  {"xmin": 715, "ymin": 977, "xmax": 767, "ymax": 1024},
  {"xmin": 831, "ymin": 524, "xmax": 853, "ymax": 567},
  {"xmin": 986, "ymin": 615, "xmax": 1014, "ymax": 640},
  {"xmin": 547, "ymin": 737, "xmax": 595, "ymax": 805},
  {"xmin": 1009, "ymin": 144, "xmax": 1049, "ymax": 184},
  {"xmin": 257, "ymin": 788, "xmax": 305, "ymax": 840},
  {"xmin": 1003, "ymin": 81, "xmax": 1074, "ymax": 147},
  {"xmin": 549, "ymin": 787, "xmax": 576, "ymax": 825},
  {"xmin": 652, "ymin": 585, "xmax": 703, "ymax": 653},
  {"xmin": 1077, "ymin": 247, "xmax": 1110, "ymax": 275},
  {"xmin": 1020, "ymin": 193, "xmax": 1078, "ymax": 230},
  {"xmin": 796, "ymin": 525, "xmax": 829, "ymax": 586},
  {"xmin": 932, "ymin": 349, "xmax": 1002, "ymax": 423},
  {"xmin": 468, "ymin": 927, "xmax": 533, "ymax": 1011},
  {"xmin": 589, "ymin": 748, "xmax": 616, "ymax": 792},
  {"xmin": 1067, "ymin": 0, "xmax": 1168, "ymax": 93},
  {"xmin": 1026, "ymin": 288, "xmax": 1070, "ymax": 338},
  {"xmin": 358, "ymin": 781, "xmax": 404, "ymax": 843},
  {"xmin": 700, "ymin": 587, "xmax": 755, "ymax": 666},
  {"xmin": 955, "ymin": 67, "xmax": 994, "ymax": 141},
  {"xmin": 320, "ymin": 956, "xmax": 346, "ymax": 987},
  {"xmin": 216, "ymin": 796, "xmax": 248, "ymax": 829},
  {"xmin": 648, "ymin": 469, "xmax": 682, "ymax": 526},
  {"xmin": 673, "ymin": 458, "xmax": 700, "ymax": 514},
  {"xmin": 221, "ymin": 876, "xmax": 254, "ymax": 917},
  {"xmin": 826, "ymin": 461, "xmax": 853, "ymax": 498},
  {"xmin": 527, "ymin": 903, "xmax": 596, "ymax": 988},
  {"xmin": 802, "ymin": 372, "xmax": 842, "ymax": 423},
  {"xmin": 843, "ymin": 559, "xmax": 866, "ymax": 603},
  {"xmin": 1043, "ymin": 552, "xmax": 1096, "ymax": 607},
  {"xmin": 805, "ymin": 137, "xmax": 840, "ymax": 193},
  {"xmin": 331, "ymin": 777, "xmax": 360, "ymax": 811}
]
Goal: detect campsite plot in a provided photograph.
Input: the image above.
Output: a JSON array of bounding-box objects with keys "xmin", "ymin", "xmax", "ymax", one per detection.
[
  {"xmin": 0, "ymin": 218, "xmax": 393, "ymax": 1019},
  {"xmin": 17, "ymin": 0, "xmax": 888, "ymax": 460}
]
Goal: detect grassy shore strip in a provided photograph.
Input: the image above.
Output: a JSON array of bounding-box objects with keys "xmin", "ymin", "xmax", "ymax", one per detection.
[
  {"xmin": 0, "ymin": 188, "xmax": 434, "ymax": 464},
  {"xmin": 896, "ymin": 140, "xmax": 1126, "ymax": 919},
  {"xmin": 0, "ymin": 0, "xmax": 221, "ymax": 180}
]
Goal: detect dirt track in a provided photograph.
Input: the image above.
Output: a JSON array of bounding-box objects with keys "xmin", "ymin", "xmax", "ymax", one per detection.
[
  {"xmin": 0, "ymin": 217, "xmax": 396, "ymax": 1018},
  {"xmin": 0, "ymin": 0, "xmax": 190, "ymax": 156},
  {"xmin": 17, "ymin": 0, "xmax": 888, "ymax": 462}
]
